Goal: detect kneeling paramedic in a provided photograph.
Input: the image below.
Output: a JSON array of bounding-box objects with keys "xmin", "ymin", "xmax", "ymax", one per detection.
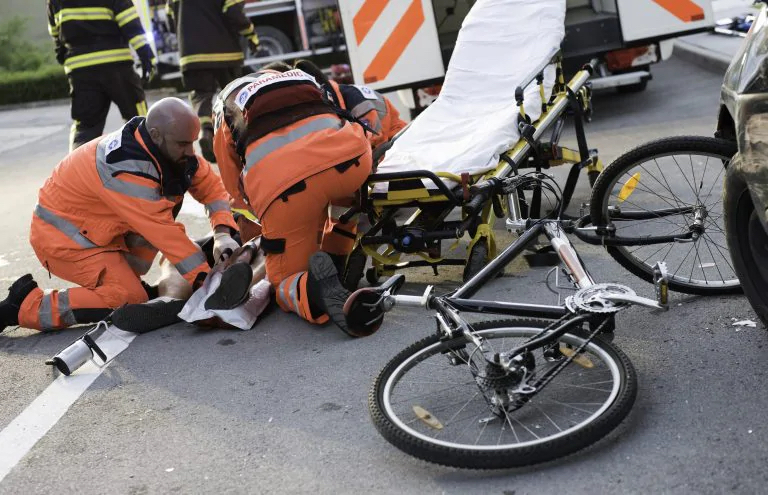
[
  {"xmin": 0, "ymin": 98, "xmax": 242, "ymax": 333},
  {"xmin": 211, "ymin": 68, "xmax": 384, "ymax": 337}
]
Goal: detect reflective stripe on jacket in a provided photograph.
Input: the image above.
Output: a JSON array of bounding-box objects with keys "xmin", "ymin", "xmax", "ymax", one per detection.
[
  {"xmin": 47, "ymin": 0, "xmax": 155, "ymax": 74},
  {"xmin": 31, "ymin": 118, "xmax": 237, "ymax": 284},
  {"xmin": 167, "ymin": 0, "xmax": 254, "ymax": 70}
]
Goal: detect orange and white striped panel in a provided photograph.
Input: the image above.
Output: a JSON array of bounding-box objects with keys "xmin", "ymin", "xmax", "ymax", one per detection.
[
  {"xmin": 617, "ymin": 0, "xmax": 713, "ymax": 42},
  {"xmin": 338, "ymin": 0, "xmax": 445, "ymax": 91}
]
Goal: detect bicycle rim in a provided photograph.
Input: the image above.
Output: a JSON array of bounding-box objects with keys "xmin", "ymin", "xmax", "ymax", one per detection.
[
  {"xmin": 597, "ymin": 139, "xmax": 738, "ymax": 293},
  {"xmin": 370, "ymin": 320, "xmax": 636, "ymax": 468}
]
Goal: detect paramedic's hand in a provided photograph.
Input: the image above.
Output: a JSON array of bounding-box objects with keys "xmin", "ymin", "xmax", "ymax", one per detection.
[{"xmin": 213, "ymin": 231, "xmax": 240, "ymax": 264}]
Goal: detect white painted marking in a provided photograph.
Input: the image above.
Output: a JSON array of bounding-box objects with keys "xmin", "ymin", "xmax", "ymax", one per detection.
[
  {"xmin": 0, "ymin": 126, "xmax": 66, "ymax": 154},
  {"xmin": 0, "ymin": 326, "xmax": 137, "ymax": 482},
  {"xmin": 178, "ymin": 193, "xmax": 207, "ymax": 218},
  {"xmin": 0, "ymin": 256, "xmax": 8, "ymax": 268}
]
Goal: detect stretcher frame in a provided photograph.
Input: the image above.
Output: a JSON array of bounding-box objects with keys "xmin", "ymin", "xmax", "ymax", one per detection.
[{"xmin": 343, "ymin": 50, "xmax": 603, "ymax": 287}]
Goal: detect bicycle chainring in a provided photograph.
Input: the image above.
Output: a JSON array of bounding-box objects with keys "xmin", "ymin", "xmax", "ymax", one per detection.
[{"xmin": 565, "ymin": 283, "xmax": 636, "ymax": 314}]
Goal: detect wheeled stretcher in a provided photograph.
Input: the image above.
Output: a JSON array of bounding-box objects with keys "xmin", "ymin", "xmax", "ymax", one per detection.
[{"xmin": 339, "ymin": 0, "xmax": 603, "ymax": 288}]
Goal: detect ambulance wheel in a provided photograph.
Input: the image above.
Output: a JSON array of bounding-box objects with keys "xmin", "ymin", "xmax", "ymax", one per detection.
[
  {"xmin": 249, "ymin": 26, "xmax": 293, "ymax": 60},
  {"xmin": 342, "ymin": 247, "xmax": 367, "ymax": 291}
]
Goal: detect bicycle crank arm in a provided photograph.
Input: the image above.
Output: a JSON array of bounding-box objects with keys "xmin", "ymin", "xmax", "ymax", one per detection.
[{"xmin": 602, "ymin": 293, "xmax": 668, "ymax": 310}]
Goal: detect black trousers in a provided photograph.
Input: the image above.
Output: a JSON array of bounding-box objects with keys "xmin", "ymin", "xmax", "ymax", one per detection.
[
  {"xmin": 68, "ymin": 64, "xmax": 146, "ymax": 151},
  {"xmin": 182, "ymin": 66, "xmax": 242, "ymax": 131}
]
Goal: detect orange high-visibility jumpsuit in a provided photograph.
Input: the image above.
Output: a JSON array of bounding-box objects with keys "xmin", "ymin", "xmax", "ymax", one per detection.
[
  {"xmin": 18, "ymin": 117, "xmax": 237, "ymax": 331},
  {"xmin": 215, "ymin": 69, "xmax": 372, "ymax": 324}
]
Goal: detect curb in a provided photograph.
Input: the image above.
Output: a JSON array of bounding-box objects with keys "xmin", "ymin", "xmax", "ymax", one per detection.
[
  {"xmin": 673, "ymin": 38, "xmax": 734, "ymax": 75},
  {"xmin": 0, "ymin": 87, "xmax": 180, "ymax": 113}
]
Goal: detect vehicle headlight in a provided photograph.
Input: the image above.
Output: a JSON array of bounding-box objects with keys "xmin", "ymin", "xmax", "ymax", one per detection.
[{"xmin": 725, "ymin": 5, "xmax": 768, "ymax": 94}]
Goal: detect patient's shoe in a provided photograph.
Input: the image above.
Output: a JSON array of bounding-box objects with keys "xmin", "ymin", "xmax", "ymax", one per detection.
[
  {"xmin": 111, "ymin": 298, "xmax": 187, "ymax": 334},
  {"xmin": 0, "ymin": 274, "xmax": 38, "ymax": 333},
  {"xmin": 204, "ymin": 262, "xmax": 253, "ymax": 310},
  {"xmin": 306, "ymin": 252, "xmax": 383, "ymax": 337}
]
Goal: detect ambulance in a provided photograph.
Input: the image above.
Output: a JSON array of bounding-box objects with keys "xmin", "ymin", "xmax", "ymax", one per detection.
[{"xmin": 137, "ymin": 0, "xmax": 715, "ymax": 110}]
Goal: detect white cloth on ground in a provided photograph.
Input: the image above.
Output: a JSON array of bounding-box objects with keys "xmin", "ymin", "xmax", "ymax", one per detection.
[{"xmin": 179, "ymin": 272, "xmax": 271, "ymax": 330}]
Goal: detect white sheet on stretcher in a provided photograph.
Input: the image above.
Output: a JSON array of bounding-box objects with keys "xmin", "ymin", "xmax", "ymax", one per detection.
[{"xmin": 376, "ymin": 0, "xmax": 566, "ymax": 191}]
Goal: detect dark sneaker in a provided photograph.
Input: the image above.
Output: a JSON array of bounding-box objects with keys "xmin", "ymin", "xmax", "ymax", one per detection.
[
  {"xmin": 0, "ymin": 274, "xmax": 38, "ymax": 333},
  {"xmin": 307, "ymin": 252, "xmax": 383, "ymax": 337},
  {"xmin": 199, "ymin": 128, "xmax": 216, "ymax": 163},
  {"xmin": 204, "ymin": 262, "xmax": 253, "ymax": 310},
  {"xmin": 110, "ymin": 298, "xmax": 187, "ymax": 334}
]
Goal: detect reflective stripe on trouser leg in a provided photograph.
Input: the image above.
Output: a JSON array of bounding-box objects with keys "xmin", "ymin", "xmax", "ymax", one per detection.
[
  {"xmin": 275, "ymin": 272, "xmax": 328, "ymax": 325},
  {"xmin": 135, "ymin": 100, "xmax": 148, "ymax": 116},
  {"xmin": 19, "ymin": 288, "xmax": 78, "ymax": 331},
  {"xmin": 124, "ymin": 233, "xmax": 157, "ymax": 276}
]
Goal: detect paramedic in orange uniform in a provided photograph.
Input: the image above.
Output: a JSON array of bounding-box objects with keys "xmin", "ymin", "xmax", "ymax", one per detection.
[
  {"xmin": 212, "ymin": 61, "xmax": 405, "ymax": 279},
  {"xmin": 211, "ymin": 68, "xmax": 384, "ymax": 337},
  {"xmin": 0, "ymin": 98, "xmax": 240, "ymax": 332}
]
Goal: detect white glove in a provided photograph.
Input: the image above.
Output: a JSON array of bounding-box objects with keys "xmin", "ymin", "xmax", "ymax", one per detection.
[{"xmin": 212, "ymin": 231, "xmax": 240, "ymax": 264}]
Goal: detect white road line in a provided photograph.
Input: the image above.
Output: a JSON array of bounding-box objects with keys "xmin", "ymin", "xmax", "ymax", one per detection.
[{"xmin": 0, "ymin": 327, "xmax": 137, "ymax": 483}]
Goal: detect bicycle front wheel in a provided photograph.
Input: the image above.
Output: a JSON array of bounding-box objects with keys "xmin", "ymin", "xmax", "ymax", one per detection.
[
  {"xmin": 369, "ymin": 319, "xmax": 637, "ymax": 469},
  {"xmin": 590, "ymin": 136, "xmax": 739, "ymax": 295}
]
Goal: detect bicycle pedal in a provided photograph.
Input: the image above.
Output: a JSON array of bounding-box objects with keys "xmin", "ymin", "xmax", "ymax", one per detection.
[{"xmin": 653, "ymin": 261, "xmax": 669, "ymax": 310}]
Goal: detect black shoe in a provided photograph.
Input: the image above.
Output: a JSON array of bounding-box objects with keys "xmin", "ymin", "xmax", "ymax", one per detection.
[
  {"xmin": 204, "ymin": 262, "xmax": 253, "ymax": 310},
  {"xmin": 307, "ymin": 252, "xmax": 351, "ymax": 334},
  {"xmin": 199, "ymin": 129, "xmax": 216, "ymax": 163},
  {"xmin": 0, "ymin": 274, "xmax": 38, "ymax": 333},
  {"xmin": 110, "ymin": 298, "xmax": 187, "ymax": 334},
  {"xmin": 307, "ymin": 252, "xmax": 384, "ymax": 337}
]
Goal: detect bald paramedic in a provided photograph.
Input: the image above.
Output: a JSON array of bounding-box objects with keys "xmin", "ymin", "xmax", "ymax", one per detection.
[
  {"xmin": 0, "ymin": 98, "xmax": 240, "ymax": 332},
  {"xmin": 211, "ymin": 68, "xmax": 384, "ymax": 337}
]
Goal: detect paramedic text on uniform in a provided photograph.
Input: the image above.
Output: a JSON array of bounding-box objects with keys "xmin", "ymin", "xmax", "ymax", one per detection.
[
  {"xmin": 0, "ymin": 98, "xmax": 239, "ymax": 333},
  {"xmin": 47, "ymin": 0, "xmax": 157, "ymax": 151},
  {"xmin": 166, "ymin": 0, "xmax": 262, "ymax": 163}
]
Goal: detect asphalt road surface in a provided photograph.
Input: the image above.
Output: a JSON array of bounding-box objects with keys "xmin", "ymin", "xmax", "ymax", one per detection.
[{"xmin": 0, "ymin": 56, "xmax": 764, "ymax": 495}]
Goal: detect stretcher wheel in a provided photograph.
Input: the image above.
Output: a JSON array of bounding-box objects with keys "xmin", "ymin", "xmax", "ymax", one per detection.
[
  {"xmin": 342, "ymin": 247, "xmax": 367, "ymax": 291},
  {"xmin": 463, "ymin": 238, "xmax": 489, "ymax": 282},
  {"xmin": 588, "ymin": 170, "xmax": 600, "ymax": 189},
  {"xmin": 366, "ymin": 267, "xmax": 380, "ymax": 285}
]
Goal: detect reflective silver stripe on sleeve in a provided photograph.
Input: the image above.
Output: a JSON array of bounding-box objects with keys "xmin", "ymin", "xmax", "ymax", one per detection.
[
  {"xmin": 175, "ymin": 251, "xmax": 207, "ymax": 275},
  {"xmin": 39, "ymin": 292, "xmax": 54, "ymax": 330},
  {"xmin": 125, "ymin": 253, "xmax": 154, "ymax": 275},
  {"xmin": 205, "ymin": 200, "xmax": 231, "ymax": 215},
  {"xmin": 34, "ymin": 204, "xmax": 97, "ymax": 249},
  {"xmin": 96, "ymin": 140, "xmax": 161, "ymax": 201},
  {"xmin": 125, "ymin": 233, "xmax": 154, "ymax": 250},
  {"xmin": 288, "ymin": 274, "xmax": 301, "ymax": 314},
  {"xmin": 244, "ymin": 117, "xmax": 343, "ymax": 174},
  {"xmin": 277, "ymin": 278, "xmax": 291, "ymax": 311},
  {"xmin": 58, "ymin": 289, "xmax": 77, "ymax": 327},
  {"xmin": 349, "ymin": 101, "xmax": 376, "ymax": 119}
]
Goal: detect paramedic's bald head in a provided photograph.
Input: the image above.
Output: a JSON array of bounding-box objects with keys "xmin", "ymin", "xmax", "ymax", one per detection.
[{"xmin": 146, "ymin": 97, "xmax": 201, "ymax": 165}]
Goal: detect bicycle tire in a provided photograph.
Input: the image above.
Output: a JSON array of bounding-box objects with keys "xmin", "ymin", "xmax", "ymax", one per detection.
[
  {"xmin": 369, "ymin": 318, "xmax": 637, "ymax": 469},
  {"xmin": 589, "ymin": 136, "xmax": 739, "ymax": 295}
]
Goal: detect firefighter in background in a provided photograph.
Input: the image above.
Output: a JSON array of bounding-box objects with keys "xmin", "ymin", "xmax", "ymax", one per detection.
[
  {"xmin": 47, "ymin": 0, "xmax": 157, "ymax": 151},
  {"xmin": 211, "ymin": 68, "xmax": 385, "ymax": 337},
  {"xmin": 166, "ymin": 0, "xmax": 261, "ymax": 163},
  {"xmin": 0, "ymin": 98, "xmax": 244, "ymax": 333}
]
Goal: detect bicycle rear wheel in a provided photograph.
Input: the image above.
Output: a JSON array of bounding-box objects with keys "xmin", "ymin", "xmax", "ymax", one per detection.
[
  {"xmin": 590, "ymin": 136, "xmax": 739, "ymax": 295},
  {"xmin": 369, "ymin": 319, "xmax": 637, "ymax": 469}
]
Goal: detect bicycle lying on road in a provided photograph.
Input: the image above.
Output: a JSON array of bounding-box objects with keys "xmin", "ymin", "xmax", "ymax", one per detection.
[{"xmin": 358, "ymin": 171, "xmax": 671, "ymax": 469}]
